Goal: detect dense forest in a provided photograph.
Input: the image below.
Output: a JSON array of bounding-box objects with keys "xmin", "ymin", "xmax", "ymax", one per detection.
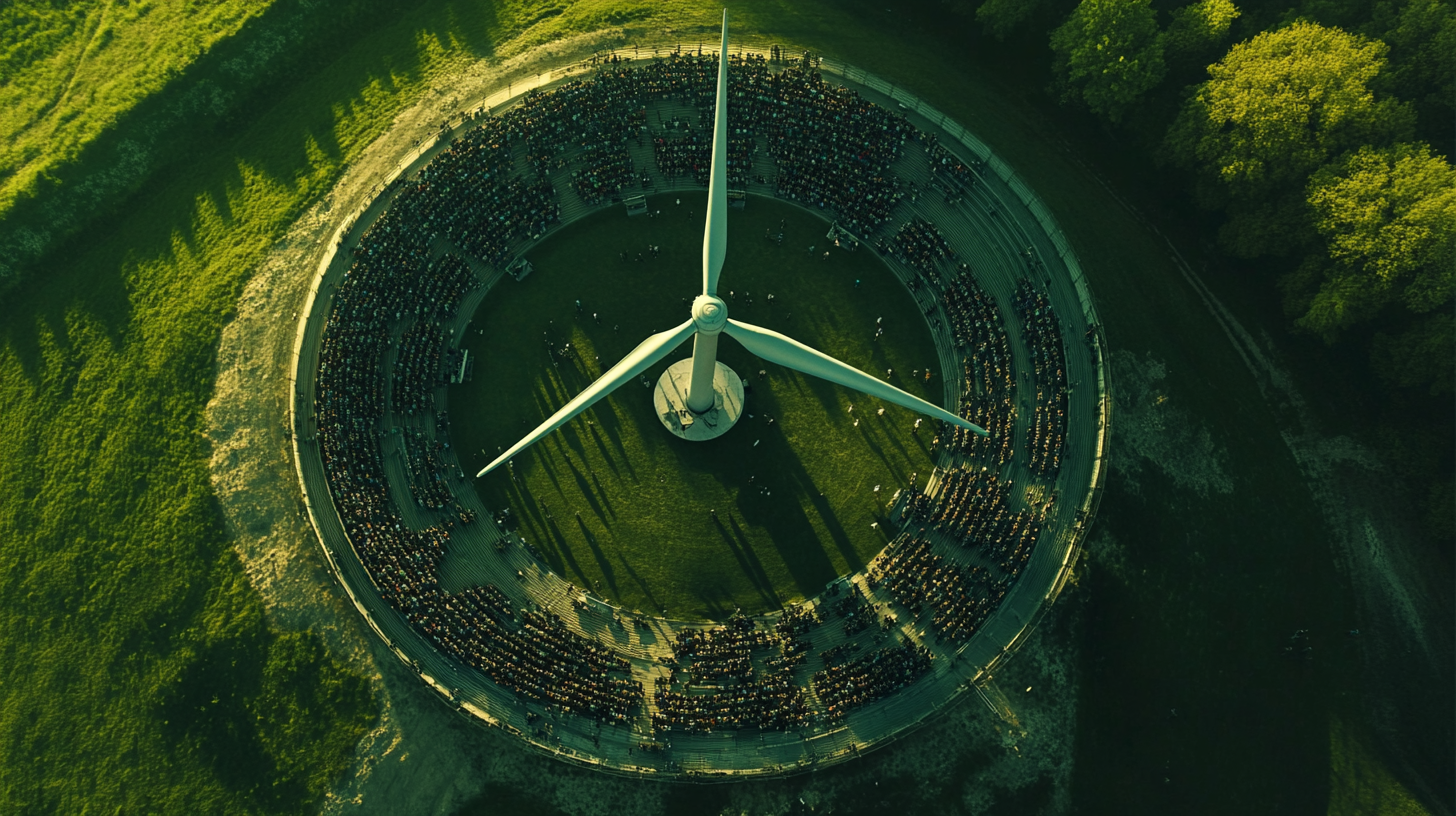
[{"xmin": 948, "ymin": 0, "xmax": 1453, "ymax": 552}]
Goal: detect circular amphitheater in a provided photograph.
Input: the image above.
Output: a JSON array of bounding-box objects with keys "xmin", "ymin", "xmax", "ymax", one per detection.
[{"xmin": 291, "ymin": 46, "xmax": 1110, "ymax": 778}]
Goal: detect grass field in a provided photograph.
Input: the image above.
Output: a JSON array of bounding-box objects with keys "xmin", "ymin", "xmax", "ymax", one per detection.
[
  {"xmin": 0, "ymin": 0, "xmax": 1444, "ymax": 813},
  {"xmin": 0, "ymin": 0, "xmax": 268, "ymax": 214},
  {"xmin": 452, "ymin": 195, "xmax": 939, "ymax": 618}
]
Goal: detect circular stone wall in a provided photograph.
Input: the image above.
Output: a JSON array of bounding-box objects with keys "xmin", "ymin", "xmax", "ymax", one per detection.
[{"xmin": 291, "ymin": 46, "xmax": 1110, "ymax": 778}]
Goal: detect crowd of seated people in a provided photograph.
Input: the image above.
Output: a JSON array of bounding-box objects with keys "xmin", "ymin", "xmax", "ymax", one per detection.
[
  {"xmin": 627, "ymin": 51, "xmax": 908, "ymax": 233},
  {"xmin": 388, "ymin": 254, "xmax": 473, "ymax": 415},
  {"xmin": 495, "ymin": 75, "xmax": 648, "ymax": 177},
  {"xmin": 637, "ymin": 50, "xmax": 727, "ymax": 107},
  {"xmin": 402, "ymin": 430, "xmax": 453, "ymax": 511},
  {"xmin": 672, "ymin": 617, "xmax": 778, "ymax": 682},
  {"xmin": 942, "ymin": 264, "xmax": 1016, "ymax": 467},
  {"xmin": 466, "ymin": 52, "xmax": 911, "ymax": 239},
  {"xmin": 601, "ymin": 51, "xmax": 908, "ymax": 232},
  {"xmin": 651, "ymin": 127, "xmax": 754, "ymax": 186},
  {"xmin": 924, "ymin": 134, "xmax": 979, "ymax": 186},
  {"xmin": 930, "ymin": 467, "xmax": 1025, "ymax": 553},
  {"xmin": 1014, "ymin": 280, "xmax": 1068, "ymax": 478},
  {"xmin": 572, "ymin": 143, "xmax": 636, "ymax": 204},
  {"xmin": 318, "ymin": 210, "xmax": 428, "ymax": 557},
  {"xmin": 757, "ymin": 67, "xmax": 910, "ymax": 235},
  {"xmin": 435, "ymin": 50, "xmax": 930, "ymax": 254},
  {"xmin": 652, "ymin": 672, "xmax": 809, "ymax": 733},
  {"xmin": 392, "ymin": 322, "xmax": 443, "ymax": 415},
  {"xmin": 898, "ymin": 464, "xmax": 1045, "ymax": 578},
  {"xmin": 829, "ymin": 586, "xmax": 878, "ymax": 636},
  {"xmin": 891, "ymin": 218, "xmax": 956, "ymax": 274},
  {"xmin": 478, "ymin": 72, "xmax": 643, "ymax": 181},
  {"xmin": 870, "ymin": 535, "xmax": 1007, "ymax": 644},
  {"xmin": 392, "ymin": 117, "xmax": 560, "ymax": 269},
  {"xmin": 317, "ymin": 207, "xmax": 644, "ymax": 722},
  {"xmin": 652, "ymin": 616, "xmax": 810, "ymax": 732},
  {"xmin": 992, "ymin": 512, "xmax": 1042, "ymax": 577},
  {"xmin": 812, "ymin": 643, "xmax": 933, "ymax": 720},
  {"xmin": 423, "ymin": 584, "xmax": 642, "ymax": 723},
  {"xmin": 765, "ymin": 604, "xmax": 819, "ymax": 671}
]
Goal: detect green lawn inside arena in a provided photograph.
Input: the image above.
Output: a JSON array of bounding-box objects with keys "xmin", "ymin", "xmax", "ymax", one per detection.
[{"xmin": 451, "ymin": 194, "xmax": 940, "ymax": 619}]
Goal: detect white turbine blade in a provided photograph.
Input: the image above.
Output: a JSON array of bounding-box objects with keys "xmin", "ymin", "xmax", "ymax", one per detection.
[
  {"xmin": 701, "ymin": 9, "xmax": 729, "ymax": 297},
  {"xmin": 476, "ymin": 320, "xmax": 697, "ymax": 477},
  {"xmin": 723, "ymin": 320, "xmax": 989, "ymax": 436}
]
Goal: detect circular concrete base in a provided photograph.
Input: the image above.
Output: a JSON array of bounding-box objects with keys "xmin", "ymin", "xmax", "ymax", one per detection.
[{"xmin": 653, "ymin": 359, "xmax": 744, "ymax": 441}]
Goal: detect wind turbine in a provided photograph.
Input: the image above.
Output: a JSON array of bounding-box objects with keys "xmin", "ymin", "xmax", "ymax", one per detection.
[{"xmin": 475, "ymin": 11, "xmax": 988, "ymax": 479}]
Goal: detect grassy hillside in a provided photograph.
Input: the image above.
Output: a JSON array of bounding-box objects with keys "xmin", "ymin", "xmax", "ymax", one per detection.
[{"xmin": 0, "ymin": 0, "xmax": 268, "ymax": 215}]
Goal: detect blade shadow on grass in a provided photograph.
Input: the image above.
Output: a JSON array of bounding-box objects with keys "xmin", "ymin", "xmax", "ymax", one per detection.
[
  {"xmin": 584, "ymin": 420, "xmax": 623, "ymax": 482},
  {"xmin": 575, "ymin": 517, "xmax": 619, "ymax": 599},
  {"xmin": 594, "ymin": 400, "xmax": 637, "ymax": 480},
  {"xmin": 734, "ymin": 473, "xmax": 842, "ymax": 599},
  {"xmin": 564, "ymin": 457, "xmax": 610, "ymax": 522},
  {"xmin": 724, "ymin": 514, "xmax": 783, "ymax": 609},
  {"xmin": 712, "ymin": 515, "xmax": 779, "ymax": 610},
  {"xmin": 617, "ymin": 555, "xmax": 666, "ymax": 616},
  {"xmin": 540, "ymin": 515, "xmax": 590, "ymax": 589}
]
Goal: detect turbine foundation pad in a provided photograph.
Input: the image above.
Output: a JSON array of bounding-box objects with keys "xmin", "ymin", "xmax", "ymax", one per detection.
[{"xmin": 653, "ymin": 359, "xmax": 744, "ymax": 441}]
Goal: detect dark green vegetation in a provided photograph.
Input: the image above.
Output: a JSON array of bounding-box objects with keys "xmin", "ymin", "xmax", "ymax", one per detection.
[
  {"xmin": 937, "ymin": 0, "xmax": 1451, "ymax": 812},
  {"xmin": 453, "ymin": 195, "xmax": 938, "ymax": 618},
  {"xmin": 0, "ymin": 0, "xmax": 266, "ymax": 216},
  {"xmin": 969, "ymin": 0, "xmax": 1455, "ymax": 550},
  {"xmin": 1, "ymin": 0, "xmax": 1448, "ymax": 814}
]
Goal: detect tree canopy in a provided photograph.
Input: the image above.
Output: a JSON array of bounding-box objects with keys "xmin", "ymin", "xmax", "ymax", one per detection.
[
  {"xmin": 1050, "ymin": 0, "xmax": 1167, "ymax": 123},
  {"xmin": 1294, "ymin": 141, "xmax": 1456, "ymax": 335},
  {"xmin": 1166, "ymin": 22, "xmax": 1413, "ymax": 203},
  {"xmin": 1163, "ymin": 0, "xmax": 1241, "ymax": 73},
  {"xmin": 1371, "ymin": 313, "xmax": 1454, "ymax": 395},
  {"xmin": 976, "ymin": 0, "xmax": 1062, "ymax": 40},
  {"xmin": 1365, "ymin": 0, "xmax": 1456, "ymax": 139}
]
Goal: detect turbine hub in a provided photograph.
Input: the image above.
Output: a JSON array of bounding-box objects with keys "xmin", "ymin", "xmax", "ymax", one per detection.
[{"xmin": 691, "ymin": 295, "xmax": 728, "ymax": 335}]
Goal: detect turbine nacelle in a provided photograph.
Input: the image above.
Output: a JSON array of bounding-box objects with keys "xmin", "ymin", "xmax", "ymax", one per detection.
[{"xmin": 691, "ymin": 295, "xmax": 728, "ymax": 335}]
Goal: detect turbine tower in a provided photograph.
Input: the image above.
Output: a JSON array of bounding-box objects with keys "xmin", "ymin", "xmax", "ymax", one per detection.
[{"xmin": 475, "ymin": 10, "xmax": 988, "ymax": 479}]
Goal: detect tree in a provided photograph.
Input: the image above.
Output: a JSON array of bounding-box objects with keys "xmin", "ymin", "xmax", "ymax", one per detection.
[
  {"xmin": 976, "ymin": 0, "xmax": 1064, "ymax": 41},
  {"xmin": 1050, "ymin": 0, "xmax": 1167, "ymax": 123},
  {"xmin": 1163, "ymin": 0, "xmax": 1241, "ymax": 74},
  {"xmin": 1294, "ymin": 142, "xmax": 1456, "ymax": 336},
  {"xmin": 1371, "ymin": 313, "xmax": 1454, "ymax": 395},
  {"xmin": 1166, "ymin": 22, "xmax": 1414, "ymax": 207},
  {"xmin": 1366, "ymin": 0, "xmax": 1456, "ymax": 142}
]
